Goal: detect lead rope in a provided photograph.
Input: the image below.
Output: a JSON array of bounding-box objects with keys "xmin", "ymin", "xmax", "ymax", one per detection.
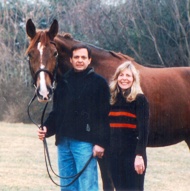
[{"xmin": 27, "ymin": 88, "xmax": 93, "ymax": 188}]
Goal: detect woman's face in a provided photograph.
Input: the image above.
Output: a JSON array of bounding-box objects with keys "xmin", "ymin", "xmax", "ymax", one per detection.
[{"xmin": 117, "ymin": 68, "xmax": 134, "ymax": 90}]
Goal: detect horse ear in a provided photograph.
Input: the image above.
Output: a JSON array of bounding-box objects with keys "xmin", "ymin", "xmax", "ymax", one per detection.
[
  {"xmin": 48, "ymin": 19, "xmax": 59, "ymax": 40},
  {"xmin": 26, "ymin": 19, "xmax": 36, "ymax": 39}
]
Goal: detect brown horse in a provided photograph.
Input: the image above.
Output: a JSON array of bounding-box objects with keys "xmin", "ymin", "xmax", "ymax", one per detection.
[{"xmin": 26, "ymin": 19, "xmax": 190, "ymax": 189}]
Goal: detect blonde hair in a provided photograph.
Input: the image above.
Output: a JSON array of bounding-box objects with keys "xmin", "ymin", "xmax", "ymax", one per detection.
[{"xmin": 110, "ymin": 61, "xmax": 143, "ymax": 105}]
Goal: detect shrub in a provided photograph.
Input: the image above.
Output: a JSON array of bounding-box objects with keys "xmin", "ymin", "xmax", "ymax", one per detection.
[{"xmin": 0, "ymin": 77, "xmax": 52, "ymax": 123}]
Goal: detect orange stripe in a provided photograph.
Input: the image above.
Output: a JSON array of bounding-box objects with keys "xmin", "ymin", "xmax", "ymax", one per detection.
[
  {"xmin": 110, "ymin": 123, "xmax": 136, "ymax": 129},
  {"xmin": 109, "ymin": 111, "xmax": 136, "ymax": 118}
]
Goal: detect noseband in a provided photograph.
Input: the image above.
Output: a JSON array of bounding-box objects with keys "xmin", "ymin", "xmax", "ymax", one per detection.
[
  {"xmin": 28, "ymin": 59, "xmax": 58, "ymax": 92},
  {"xmin": 34, "ymin": 68, "xmax": 54, "ymax": 86},
  {"xmin": 27, "ymin": 41, "xmax": 58, "ymax": 91}
]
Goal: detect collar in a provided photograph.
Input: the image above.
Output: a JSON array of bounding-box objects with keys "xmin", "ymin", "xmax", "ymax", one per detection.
[{"xmin": 64, "ymin": 67, "xmax": 94, "ymax": 79}]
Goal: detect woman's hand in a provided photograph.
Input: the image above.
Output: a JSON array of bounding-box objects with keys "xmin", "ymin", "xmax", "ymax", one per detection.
[
  {"xmin": 93, "ymin": 145, "xmax": 105, "ymax": 158},
  {"xmin": 134, "ymin": 155, "xmax": 145, "ymax": 175}
]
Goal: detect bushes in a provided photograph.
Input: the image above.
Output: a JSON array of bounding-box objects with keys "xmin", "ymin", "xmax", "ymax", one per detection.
[{"xmin": 0, "ymin": 77, "xmax": 52, "ymax": 123}]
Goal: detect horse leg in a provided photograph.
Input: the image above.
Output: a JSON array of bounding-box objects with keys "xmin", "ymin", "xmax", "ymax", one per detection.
[{"xmin": 98, "ymin": 150, "xmax": 115, "ymax": 191}]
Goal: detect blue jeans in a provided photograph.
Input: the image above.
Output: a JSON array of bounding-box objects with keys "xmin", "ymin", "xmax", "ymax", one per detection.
[{"xmin": 57, "ymin": 137, "xmax": 98, "ymax": 191}]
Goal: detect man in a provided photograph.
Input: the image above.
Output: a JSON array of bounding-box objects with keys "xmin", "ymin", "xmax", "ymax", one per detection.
[{"xmin": 38, "ymin": 44, "xmax": 110, "ymax": 191}]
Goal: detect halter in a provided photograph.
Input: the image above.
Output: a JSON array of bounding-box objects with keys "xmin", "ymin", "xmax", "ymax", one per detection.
[
  {"xmin": 27, "ymin": 42, "xmax": 93, "ymax": 188},
  {"xmin": 33, "ymin": 68, "xmax": 54, "ymax": 87},
  {"xmin": 27, "ymin": 41, "xmax": 58, "ymax": 91}
]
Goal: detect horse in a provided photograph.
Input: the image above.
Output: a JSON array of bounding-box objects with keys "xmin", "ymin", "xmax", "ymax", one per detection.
[{"xmin": 26, "ymin": 19, "xmax": 190, "ymax": 190}]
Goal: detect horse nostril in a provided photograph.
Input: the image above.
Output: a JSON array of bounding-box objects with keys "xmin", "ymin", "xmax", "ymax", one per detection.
[{"xmin": 36, "ymin": 85, "xmax": 53, "ymax": 102}]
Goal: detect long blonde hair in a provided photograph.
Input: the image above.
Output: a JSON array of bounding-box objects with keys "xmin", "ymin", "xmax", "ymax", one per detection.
[{"xmin": 110, "ymin": 61, "xmax": 143, "ymax": 105}]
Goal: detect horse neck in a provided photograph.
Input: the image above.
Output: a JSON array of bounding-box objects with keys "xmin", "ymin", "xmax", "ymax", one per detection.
[{"xmin": 54, "ymin": 35, "xmax": 144, "ymax": 81}]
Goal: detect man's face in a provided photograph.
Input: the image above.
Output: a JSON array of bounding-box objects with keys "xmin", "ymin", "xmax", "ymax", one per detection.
[{"xmin": 70, "ymin": 48, "xmax": 91, "ymax": 72}]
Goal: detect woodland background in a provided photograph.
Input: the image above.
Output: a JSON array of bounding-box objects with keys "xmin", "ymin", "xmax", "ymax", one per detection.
[{"xmin": 0, "ymin": 0, "xmax": 190, "ymax": 122}]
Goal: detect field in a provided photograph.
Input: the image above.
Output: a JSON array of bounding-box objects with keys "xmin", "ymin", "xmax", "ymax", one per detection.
[{"xmin": 0, "ymin": 122, "xmax": 190, "ymax": 191}]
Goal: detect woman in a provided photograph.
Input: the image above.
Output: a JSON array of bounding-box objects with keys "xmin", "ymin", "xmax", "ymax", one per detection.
[{"xmin": 109, "ymin": 61, "xmax": 149, "ymax": 191}]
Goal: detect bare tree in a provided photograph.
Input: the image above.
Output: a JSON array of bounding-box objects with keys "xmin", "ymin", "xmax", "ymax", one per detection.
[{"xmin": 1, "ymin": 0, "xmax": 190, "ymax": 122}]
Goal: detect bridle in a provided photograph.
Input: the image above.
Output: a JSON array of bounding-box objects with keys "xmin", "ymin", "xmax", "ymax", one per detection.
[
  {"xmin": 27, "ymin": 43, "xmax": 93, "ymax": 188},
  {"xmin": 28, "ymin": 42, "xmax": 59, "ymax": 91},
  {"xmin": 33, "ymin": 68, "xmax": 55, "ymax": 88}
]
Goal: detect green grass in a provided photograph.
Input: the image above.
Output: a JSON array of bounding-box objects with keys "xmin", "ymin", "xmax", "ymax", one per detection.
[{"xmin": 0, "ymin": 122, "xmax": 190, "ymax": 191}]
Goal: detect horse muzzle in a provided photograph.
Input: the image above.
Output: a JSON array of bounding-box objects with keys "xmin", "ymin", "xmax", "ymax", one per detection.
[{"xmin": 36, "ymin": 85, "xmax": 53, "ymax": 102}]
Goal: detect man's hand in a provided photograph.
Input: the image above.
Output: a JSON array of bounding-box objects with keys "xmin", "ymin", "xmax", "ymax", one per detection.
[{"xmin": 37, "ymin": 126, "xmax": 47, "ymax": 141}]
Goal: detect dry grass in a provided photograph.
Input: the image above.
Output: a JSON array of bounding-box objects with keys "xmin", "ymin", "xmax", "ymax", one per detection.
[
  {"xmin": 145, "ymin": 141, "xmax": 190, "ymax": 191},
  {"xmin": 0, "ymin": 122, "xmax": 59, "ymax": 191},
  {"xmin": 0, "ymin": 122, "xmax": 190, "ymax": 191}
]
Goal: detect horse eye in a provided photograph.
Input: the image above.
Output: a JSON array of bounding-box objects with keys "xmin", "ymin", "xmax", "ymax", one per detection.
[{"xmin": 53, "ymin": 51, "xmax": 58, "ymax": 57}]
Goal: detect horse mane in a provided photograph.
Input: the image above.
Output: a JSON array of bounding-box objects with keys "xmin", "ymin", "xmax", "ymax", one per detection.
[
  {"xmin": 109, "ymin": 51, "xmax": 134, "ymax": 61},
  {"xmin": 26, "ymin": 30, "xmax": 50, "ymax": 55},
  {"xmin": 57, "ymin": 33, "xmax": 73, "ymax": 40},
  {"xmin": 29, "ymin": 30, "xmax": 135, "ymax": 64},
  {"xmin": 26, "ymin": 32, "xmax": 39, "ymax": 54},
  {"xmin": 56, "ymin": 32, "xmax": 134, "ymax": 62}
]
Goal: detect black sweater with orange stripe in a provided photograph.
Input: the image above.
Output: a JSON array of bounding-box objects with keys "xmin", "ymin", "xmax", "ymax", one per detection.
[{"xmin": 109, "ymin": 93, "xmax": 149, "ymax": 156}]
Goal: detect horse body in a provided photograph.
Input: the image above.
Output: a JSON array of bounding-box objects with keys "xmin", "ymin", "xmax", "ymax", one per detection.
[
  {"xmin": 54, "ymin": 34, "xmax": 190, "ymax": 148},
  {"xmin": 26, "ymin": 19, "xmax": 190, "ymax": 190},
  {"xmin": 26, "ymin": 19, "xmax": 190, "ymax": 149},
  {"xmin": 139, "ymin": 66, "xmax": 190, "ymax": 147}
]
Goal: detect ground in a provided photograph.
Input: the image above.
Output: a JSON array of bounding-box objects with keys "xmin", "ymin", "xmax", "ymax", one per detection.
[{"xmin": 0, "ymin": 122, "xmax": 190, "ymax": 191}]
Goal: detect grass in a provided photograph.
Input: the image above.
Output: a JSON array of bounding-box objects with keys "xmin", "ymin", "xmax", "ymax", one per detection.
[
  {"xmin": 0, "ymin": 122, "xmax": 59, "ymax": 191},
  {"xmin": 145, "ymin": 141, "xmax": 190, "ymax": 191},
  {"xmin": 0, "ymin": 122, "xmax": 190, "ymax": 191}
]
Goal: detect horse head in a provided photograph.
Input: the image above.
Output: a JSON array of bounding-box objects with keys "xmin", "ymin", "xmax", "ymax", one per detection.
[{"xmin": 26, "ymin": 19, "xmax": 59, "ymax": 102}]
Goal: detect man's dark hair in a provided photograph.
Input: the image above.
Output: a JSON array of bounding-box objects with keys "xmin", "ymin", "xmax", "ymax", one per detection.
[{"xmin": 70, "ymin": 44, "xmax": 92, "ymax": 58}]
